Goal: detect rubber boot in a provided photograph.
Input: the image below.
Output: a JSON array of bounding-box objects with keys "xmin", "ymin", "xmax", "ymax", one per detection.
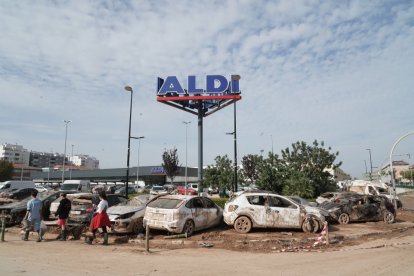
[
  {"xmin": 37, "ymin": 230, "xmax": 42, "ymax": 242},
  {"xmin": 85, "ymin": 235, "xmax": 94, "ymax": 245},
  {"xmin": 59, "ymin": 230, "xmax": 66, "ymax": 241},
  {"xmin": 102, "ymin": 233, "xmax": 108, "ymax": 245},
  {"xmin": 23, "ymin": 230, "xmax": 30, "ymax": 241}
]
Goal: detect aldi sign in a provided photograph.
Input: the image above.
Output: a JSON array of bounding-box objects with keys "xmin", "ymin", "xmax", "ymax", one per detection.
[{"xmin": 157, "ymin": 75, "xmax": 240, "ymax": 96}]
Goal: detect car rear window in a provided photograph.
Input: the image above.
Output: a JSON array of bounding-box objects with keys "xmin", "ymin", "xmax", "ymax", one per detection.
[{"xmin": 147, "ymin": 198, "xmax": 183, "ymax": 209}]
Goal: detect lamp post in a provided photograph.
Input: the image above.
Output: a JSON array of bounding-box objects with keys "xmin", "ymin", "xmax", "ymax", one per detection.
[
  {"xmin": 62, "ymin": 120, "xmax": 71, "ymax": 186},
  {"xmin": 131, "ymin": 136, "xmax": 145, "ymax": 185},
  {"xmin": 124, "ymin": 86, "xmax": 134, "ymax": 198},
  {"xmin": 183, "ymin": 121, "xmax": 191, "ymax": 193},
  {"xmin": 389, "ymin": 131, "xmax": 414, "ymax": 209},
  {"xmin": 366, "ymin": 149, "xmax": 373, "ymax": 181}
]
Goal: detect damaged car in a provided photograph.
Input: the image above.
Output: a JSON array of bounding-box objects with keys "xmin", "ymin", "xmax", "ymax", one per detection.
[
  {"xmin": 224, "ymin": 191, "xmax": 329, "ymax": 234},
  {"xmin": 69, "ymin": 193, "xmax": 128, "ymax": 224},
  {"xmin": 107, "ymin": 194, "xmax": 151, "ymax": 234},
  {"xmin": 320, "ymin": 194, "xmax": 396, "ymax": 224},
  {"xmin": 0, "ymin": 191, "xmax": 60, "ymax": 225},
  {"xmin": 144, "ymin": 195, "xmax": 223, "ymax": 236}
]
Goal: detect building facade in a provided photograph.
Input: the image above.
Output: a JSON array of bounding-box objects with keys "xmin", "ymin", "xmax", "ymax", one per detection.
[
  {"xmin": 29, "ymin": 151, "xmax": 66, "ymax": 168},
  {"xmin": 70, "ymin": 154, "xmax": 99, "ymax": 169},
  {"xmin": 0, "ymin": 143, "xmax": 30, "ymax": 165}
]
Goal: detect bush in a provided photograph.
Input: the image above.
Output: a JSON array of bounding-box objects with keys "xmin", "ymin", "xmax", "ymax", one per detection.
[{"xmin": 212, "ymin": 197, "xmax": 228, "ymax": 209}]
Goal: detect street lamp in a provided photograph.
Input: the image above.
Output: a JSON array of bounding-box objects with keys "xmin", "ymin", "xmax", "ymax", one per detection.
[
  {"xmin": 124, "ymin": 86, "xmax": 134, "ymax": 198},
  {"xmin": 226, "ymin": 128, "xmax": 237, "ymax": 193},
  {"xmin": 366, "ymin": 149, "xmax": 373, "ymax": 181},
  {"xmin": 131, "ymin": 136, "xmax": 145, "ymax": 185},
  {"xmin": 183, "ymin": 121, "xmax": 191, "ymax": 193},
  {"xmin": 62, "ymin": 120, "xmax": 71, "ymax": 185}
]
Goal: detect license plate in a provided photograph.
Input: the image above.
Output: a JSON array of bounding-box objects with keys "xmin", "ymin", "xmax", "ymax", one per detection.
[{"xmin": 71, "ymin": 210, "xmax": 81, "ymax": 215}]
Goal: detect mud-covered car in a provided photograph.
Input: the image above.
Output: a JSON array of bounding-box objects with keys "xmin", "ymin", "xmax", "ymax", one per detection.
[
  {"xmin": 69, "ymin": 194, "xmax": 128, "ymax": 224},
  {"xmin": 144, "ymin": 195, "xmax": 223, "ymax": 236},
  {"xmin": 107, "ymin": 194, "xmax": 151, "ymax": 234},
  {"xmin": 224, "ymin": 191, "xmax": 329, "ymax": 233},
  {"xmin": 0, "ymin": 191, "xmax": 60, "ymax": 225},
  {"xmin": 320, "ymin": 194, "xmax": 396, "ymax": 224}
]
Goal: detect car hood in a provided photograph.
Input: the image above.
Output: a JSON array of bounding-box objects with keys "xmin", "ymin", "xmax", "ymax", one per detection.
[
  {"xmin": 0, "ymin": 200, "xmax": 28, "ymax": 210},
  {"xmin": 107, "ymin": 205, "xmax": 145, "ymax": 215}
]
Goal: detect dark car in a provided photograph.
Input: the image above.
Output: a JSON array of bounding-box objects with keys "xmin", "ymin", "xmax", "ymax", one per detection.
[
  {"xmin": 69, "ymin": 194, "xmax": 128, "ymax": 224},
  {"xmin": 8, "ymin": 188, "xmax": 38, "ymax": 200},
  {"xmin": 320, "ymin": 194, "xmax": 396, "ymax": 224},
  {"xmin": 0, "ymin": 191, "xmax": 60, "ymax": 225}
]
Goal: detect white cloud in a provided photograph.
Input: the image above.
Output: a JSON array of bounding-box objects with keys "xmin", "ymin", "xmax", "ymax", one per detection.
[{"xmin": 0, "ymin": 0, "xmax": 413, "ymax": 177}]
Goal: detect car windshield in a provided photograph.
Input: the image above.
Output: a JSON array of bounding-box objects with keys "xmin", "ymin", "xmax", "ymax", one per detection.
[
  {"xmin": 147, "ymin": 198, "xmax": 183, "ymax": 209},
  {"xmin": 152, "ymin": 186, "xmax": 164, "ymax": 191},
  {"xmin": 61, "ymin": 184, "xmax": 79, "ymax": 190}
]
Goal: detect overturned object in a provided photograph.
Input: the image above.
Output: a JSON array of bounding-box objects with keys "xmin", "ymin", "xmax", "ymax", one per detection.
[{"xmin": 164, "ymin": 233, "xmax": 188, "ymax": 239}]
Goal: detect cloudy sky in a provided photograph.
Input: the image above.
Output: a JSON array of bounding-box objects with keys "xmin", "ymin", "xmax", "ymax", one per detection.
[{"xmin": 1, "ymin": 0, "xmax": 413, "ymax": 178}]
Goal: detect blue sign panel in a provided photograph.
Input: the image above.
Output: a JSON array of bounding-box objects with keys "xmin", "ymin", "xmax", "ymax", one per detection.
[
  {"xmin": 150, "ymin": 167, "xmax": 165, "ymax": 174},
  {"xmin": 157, "ymin": 75, "xmax": 241, "ymax": 95}
]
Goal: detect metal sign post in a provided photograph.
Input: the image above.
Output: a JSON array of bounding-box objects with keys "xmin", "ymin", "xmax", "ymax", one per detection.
[{"xmin": 157, "ymin": 75, "xmax": 242, "ymax": 194}]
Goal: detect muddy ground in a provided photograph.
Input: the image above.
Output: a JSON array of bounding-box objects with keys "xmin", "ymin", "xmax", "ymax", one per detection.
[{"xmin": 6, "ymin": 192, "xmax": 414, "ymax": 254}]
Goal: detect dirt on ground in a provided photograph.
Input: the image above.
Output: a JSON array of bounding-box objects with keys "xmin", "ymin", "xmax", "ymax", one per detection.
[{"xmin": 1, "ymin": 193, "xmax": 414, "ymax": 275}]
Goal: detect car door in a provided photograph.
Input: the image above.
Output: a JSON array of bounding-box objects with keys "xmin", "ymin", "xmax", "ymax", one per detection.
[
  {"xmin": 267, "ymin": 195, "xmax": 301, "ymax": 228},
  {"xmin": 186, "ymin": 197, "xmax": 209, "ymax": 230},
  {"xmin": 202, "ymin": 197, "xmax": 221, "ymax": 228},
  {"xmin": 245, "ymin": 195, "xmax": 269, "ymax": 227}
]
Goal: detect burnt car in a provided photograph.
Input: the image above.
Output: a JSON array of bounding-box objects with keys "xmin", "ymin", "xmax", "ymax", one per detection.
[
  {"xmin": 144, "ymin": 195, "xmax": 223, "ymax": 236},
  {"xmin": 320, "ymin": 194, "xmax": 396, "ymax": 224},
  {"xmin": 0, "ymin": 191, "xmax": 60, "ymax": 225},
  {"xmin": 69, "ymin": 194, "xmax": 128, "ymax": 224},
  {"xmin": 107, "ymin": 194, "xmax": 151, "ymax": 234},
  {"xmin": 224, "ymin": 191, "xmax": 329, "ymax": 233}
]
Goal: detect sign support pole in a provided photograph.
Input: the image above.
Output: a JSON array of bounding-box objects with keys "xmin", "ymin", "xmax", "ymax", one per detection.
[{"xmin": 198, "ymin": 100, "xmax": 203, "ymax": 194}]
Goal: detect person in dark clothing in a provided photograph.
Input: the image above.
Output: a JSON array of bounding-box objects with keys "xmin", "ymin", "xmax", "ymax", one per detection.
[{"xmin": 56, "ymin": 193, "xmax": 71, "ymax": 241}]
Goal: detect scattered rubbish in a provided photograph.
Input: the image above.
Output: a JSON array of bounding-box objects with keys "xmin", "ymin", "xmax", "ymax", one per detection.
[{"xmin": 199, "ymin": 242, "xmax": 214, "ymax": 248}]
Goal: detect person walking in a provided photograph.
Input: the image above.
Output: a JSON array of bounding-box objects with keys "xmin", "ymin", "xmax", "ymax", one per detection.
[
  {"xmin": 86, "ymin": 191, "xmax": 111, "ymax": 245},
  {"xmin": 22, "ymin": 190, "xmax": 43, "ymax": 242},
  {"xmin": 56, "ymin": 193, "xmax": 71, "ymax": 241}
]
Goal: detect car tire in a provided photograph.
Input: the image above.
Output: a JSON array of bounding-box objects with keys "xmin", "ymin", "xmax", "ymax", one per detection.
[
  {"xmin": 182, "ymin": 219, "xmax": 195, "ymax": 236},
  {"xmin": 234, "ymin": 216, "xmax": 252, "ymax": 234},
  {"xmin": 301, "ymin": 216, "xmax": 319, "ymax": 233},
  {"xmin": 338, "ymin": 213, "xmax": 350, "ymax": 224},
  {"xmin": 383, "ymin": 211, "xmax": 395, "ymax": 224}
]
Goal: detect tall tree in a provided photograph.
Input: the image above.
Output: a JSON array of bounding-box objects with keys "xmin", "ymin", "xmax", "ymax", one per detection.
[
  {"xmin": 162, "ymin": 148, "xmax": 180, "ymax": 185},
  {"xmin": 0, "ymin": 160, "xmax": 14, "ymax": 181},
  {"xmin": 203, "ymin": 155, "xmax": 234, "ymax": 191},
  {"xmin": 256, "ymin": 152, "xmax": 286, "ymax": 193},
  {"xmin": 241, "ymin": 154, "xmax": 261, "ymax": 185},
  {"xmin": 281, "ymin": 140, "xmax": 341, "ymax": 197}
]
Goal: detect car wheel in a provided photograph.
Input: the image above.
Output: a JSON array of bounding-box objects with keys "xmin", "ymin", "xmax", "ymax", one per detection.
[
  {"xmin": 234, "ymin": 216, "xmax": 252, "ymax": 234},
  {"xmin": 182, "ymin": 219, "xmax": 195, "ymax": 236},
  {"xmin": 302, "ymin": 216, "xmax": 319, "ymax": 233},
  {"xmin": 338, "ymin": 213, "xmax": 350, "ymax": 224},
  {"xmin": 383, "ymin": 211, "xmax": 395, "ymax": 224}
]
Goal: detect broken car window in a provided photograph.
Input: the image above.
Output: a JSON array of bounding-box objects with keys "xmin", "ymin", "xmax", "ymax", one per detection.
[
  {"xmin": 246, "ymin": 195, "xmax": 267, "ymax": 206},
  {"xmin": 268, "ymin": 196, "xmax": 297, "ymax": 209},
  {"xmin": 147, "ymin": 198, "xmax": 183, "ymax": 209}
]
